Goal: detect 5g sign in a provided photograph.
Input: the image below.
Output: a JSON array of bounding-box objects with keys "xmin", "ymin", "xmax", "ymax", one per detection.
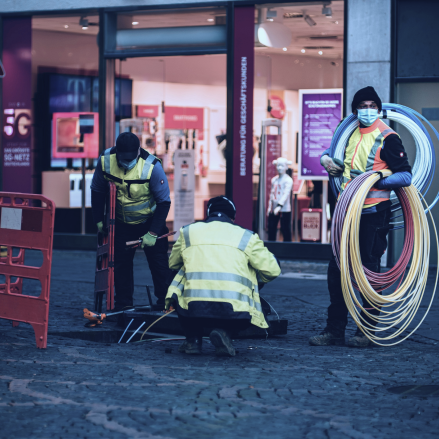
[{"xmin": 3, "ymin": 109, "xmax": 31, "ymax": 139}]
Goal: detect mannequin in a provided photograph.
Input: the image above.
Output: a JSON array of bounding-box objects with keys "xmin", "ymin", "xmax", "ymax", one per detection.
[{"xmin": 267, "ymin": 157, "xmax": 293, "ymax": 241}]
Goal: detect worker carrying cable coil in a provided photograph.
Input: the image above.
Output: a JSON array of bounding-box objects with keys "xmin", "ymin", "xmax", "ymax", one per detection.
[
  {"xmin": 309, "ymin": 86, "xmax": 412, "ymax": 348},
  {"xmin": 165, "ymin": 196, "xmax": 281, "ymax": 357}
]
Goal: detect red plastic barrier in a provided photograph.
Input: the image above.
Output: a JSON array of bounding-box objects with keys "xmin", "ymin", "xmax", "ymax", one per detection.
[
  {"xmin": 94, "ymin": 182, "xmax": 116, "ymax": 312},
  {"xmin": 0, "ymin": 193, "xmax": 55, "ymax": 348}
]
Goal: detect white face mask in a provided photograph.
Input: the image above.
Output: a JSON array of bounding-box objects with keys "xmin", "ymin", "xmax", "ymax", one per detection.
[{"xmin": 357, "ymin": 109, "xmax": 379, "ymax": 126}]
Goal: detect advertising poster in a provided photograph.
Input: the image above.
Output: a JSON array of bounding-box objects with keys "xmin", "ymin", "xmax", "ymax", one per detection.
[
  {"xmin": 173, "ymin": 150, "xmax": 195, "ymax": 239},
  {"xmin": 52, "ymin": 112, "xmax": 99, "ymax": 159},
  {"xmin": 2, "ymin": 17, "xmax": 32, "ymax": 193},
  {"xmin": 298, "ymin": 89, "xmax": 343, "ymax": 180}
]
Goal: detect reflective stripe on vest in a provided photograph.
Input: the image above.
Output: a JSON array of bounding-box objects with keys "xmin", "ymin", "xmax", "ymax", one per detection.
[
  {"xmin": 186, "ymin": 271, "xmax": 253, "ymax": 291},
  {"xmin": 238, "ymin": 230, "xmax": 253, "ymax": 251},
  {"xmin": 340, "ymin": 119, "xmax": 397, "ymax": 207},
  {"xmin": 183, "ymin": 288, "xmax": 263, "ymax": 313},
  {"xmin": 183, "ymin": 226, "xmax": 191, "ymax": 248},
  {"xmin": 102, "ymin": 148, "xmax": 158, "ymax": 224}
]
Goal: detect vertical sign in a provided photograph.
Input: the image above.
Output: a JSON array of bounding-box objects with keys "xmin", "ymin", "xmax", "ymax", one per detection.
[
  {"xmin": 173, "ymin": 150, "xmax": 195, "ymax": 240},
  {"xmin": 298, "ymin": 89, "xmax": 343, "ymax": 180},
  {"xmin": 2, "ymin": 18, "xmax": 33, "ymax": 193},
  {"xmin": 232, "ymin": 6, "xmax": 254, "ymax": 229},
  {"xmin": 264, "ymin": 134, "xmax": 282, "ymax": 226}
]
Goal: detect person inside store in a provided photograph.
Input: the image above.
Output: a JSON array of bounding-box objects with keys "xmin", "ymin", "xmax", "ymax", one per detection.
[
  {"xmin": 165, "ymin": 196, "xmax": 281, "ymax": 357},
  {"xmin": 309, "ymin": 86, "xmax": 412, "ymax": 348},
  {"xmin": 91, "ymin": 132, "xmax": 173, "ymax": 315},
  {"xmin": 267, "ymin": 157, "xmax": 294, "ymax": 242}
]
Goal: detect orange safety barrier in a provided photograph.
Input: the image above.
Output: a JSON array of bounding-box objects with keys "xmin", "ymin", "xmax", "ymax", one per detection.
[
  {"xmin": 0, "ymin": 193, "xmax": 55, "ymax": 348},
  {"xmin": 94, "ymin": 182, "xmax": 116, "ymax": 312}
]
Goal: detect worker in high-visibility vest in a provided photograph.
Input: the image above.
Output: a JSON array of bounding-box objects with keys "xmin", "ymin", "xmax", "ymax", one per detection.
[
  {"xmin": 91, "ymin": 132, "xmax": 172, "ymax": 314},
  {"xmin": 309, "ymin": 86, "xmax": 412, "ymax": 348},
  {"xmin": 165, "ymin": 196, "xmax": 281, "ymax": 356}
]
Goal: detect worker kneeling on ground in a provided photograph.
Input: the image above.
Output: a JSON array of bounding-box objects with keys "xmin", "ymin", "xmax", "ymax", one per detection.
[{"xmin": 165, "ymin": 196, "xmax": 281, "ymax": 357}]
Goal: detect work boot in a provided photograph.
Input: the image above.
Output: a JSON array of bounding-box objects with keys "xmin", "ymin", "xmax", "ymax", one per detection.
[
  {"xmin": 347, "ymin": 332, "xmax": 372, "ymax": 348},
  {"xmin": 309, "ymin": 330, "xmax": 345, "ymax": 346},
  {"xmin": 179, "ymin": 337, "xmax": 202, "ymax": 354},
  {"xmin": 209, "ymin": 329, "xmax": 236, "ymax": 357}
]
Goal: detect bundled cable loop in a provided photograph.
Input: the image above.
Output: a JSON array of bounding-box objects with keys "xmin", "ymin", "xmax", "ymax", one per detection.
[
  {"xmin": 329, "ymin": 104, "xmax": 439, "ymax": 229},
  {"xmin": 332, "ymin": 169, "xmax": 438, "ymax": 345}
]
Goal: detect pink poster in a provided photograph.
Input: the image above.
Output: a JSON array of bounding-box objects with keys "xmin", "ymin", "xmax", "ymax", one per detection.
[
  {"xmin": 165, "ymin": 107, "xmax": 203, "ymax": 130},
  {"xmin": 52, "ymin": 112, "xmax": 99, "ymax": 159}
]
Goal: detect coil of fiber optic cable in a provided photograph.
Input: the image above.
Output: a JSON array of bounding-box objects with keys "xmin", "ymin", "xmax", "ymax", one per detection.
[
  {"xmin": 331, "ymin": 170, "xmax": 414, "ymax": 292},
  {"xmin": 332, "ymin": 169, "xmax": 438, "ymax": 346},
  {"xmin": 327, "ymin": 104, "xmax": 439, "ymax": 228}
]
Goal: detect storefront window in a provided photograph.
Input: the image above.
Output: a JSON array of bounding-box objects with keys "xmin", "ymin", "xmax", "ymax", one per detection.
[{"xmin": 254, "ymin": 2, "xmax": 344, "ymax": 242}]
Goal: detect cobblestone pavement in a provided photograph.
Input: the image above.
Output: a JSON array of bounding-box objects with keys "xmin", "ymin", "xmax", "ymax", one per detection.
[{"xmin": 1, "ymin": 250, "xmax": 439, "ymax": 438}]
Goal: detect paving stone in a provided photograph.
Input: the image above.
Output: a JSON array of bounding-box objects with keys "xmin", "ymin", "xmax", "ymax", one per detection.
[{"xmin": 0, "ymin": 250, "xmax": 439, "ymax": 438}]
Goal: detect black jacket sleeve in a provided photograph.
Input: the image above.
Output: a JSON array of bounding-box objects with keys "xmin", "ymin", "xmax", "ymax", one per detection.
[
  {"xmin": 91, "ymin": 190, "xmax": 106, "ymax": 225},
  {"xmin": 149, "ymin": 201, "xmax": 171, "ymax": 235},
  {"xmin": 380, "ymin": 134, "xmax": 412, "ymax": 174}
]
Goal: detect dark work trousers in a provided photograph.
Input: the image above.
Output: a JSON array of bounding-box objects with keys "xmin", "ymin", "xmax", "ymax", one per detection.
[
  {"xmin": 326, "ymin": 207, "xmax": 391, "ymax": 336},
  {"xmin": 114, "ymin": 219, "xmax": 172, "ymax": 308},
  {"xmin": 178, "ymin": 314, "xmax": 251, "ymax": 339},
  {"xmin": 268, "ymin": 211, "xmax": 292, "ymax": 242}
]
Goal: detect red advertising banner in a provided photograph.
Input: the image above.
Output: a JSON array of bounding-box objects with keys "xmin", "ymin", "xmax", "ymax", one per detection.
[
  {"xmin": 165, "ymin": 107, "xmax": 203, "ymax": 130},
  {"xmin": 137, "ymin": 105, "xmax": 159, "ymax": 118},
  {"xmin": 2, "ymin": 17, "xmax": 32, "ymax": 193},
  {"xmin": 232, "ymin": 6, "xmax": 255, "ymax": 230},
  {"xmin": 265, "ymin": 134, "xmax": 282, "ymax": 225},
  {"xmin": 52, "ymin": 112, "xmax": 99, "ymax": 159}
]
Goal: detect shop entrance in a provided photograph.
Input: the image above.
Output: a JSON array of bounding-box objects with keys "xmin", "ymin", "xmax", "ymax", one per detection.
[
  {"xmin": 252, "ymin": 2, "xmax": 344, "ymax": 244},
  {"xmin": 20, "ymin": 2, "xmax": 344, "ymax": 243}
]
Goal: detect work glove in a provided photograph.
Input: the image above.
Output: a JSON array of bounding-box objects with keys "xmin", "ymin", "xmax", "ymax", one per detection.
[
  {"xmin": 321, "ymin": 155, "xmax": 344, "ymax": 177},
  {"xmin": 165, "ymin": 298, "xmax": 174, "ymax": 311},
  {"xmin": 273, "ymin": 205, "xmax": 282, "ymax": 215},
  {"xmin": 97, "ymin": 221, "xmax": 104, "ymax": 234},
  {"xmin": 350, "ymin": 169, "xmax": 364, "ymax": 179},
  {"xmin": 141, "ymin": 232, "xmax": 157, "ymax": 248}
]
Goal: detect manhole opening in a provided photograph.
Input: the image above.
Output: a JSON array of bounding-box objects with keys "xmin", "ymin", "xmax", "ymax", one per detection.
[
  {"xmin": 387, "ymin": 385, "xmax": 439, "ymax": 397},
  {"xmin": 49, "ymin": 329, "xmax": 165, "ymax": 344}
]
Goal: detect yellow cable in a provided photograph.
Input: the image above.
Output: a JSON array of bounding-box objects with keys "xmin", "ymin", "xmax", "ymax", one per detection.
[
  {"xmin": 340, "ymin": 171, "xmax": 438, "ymax": 346},
  {"xmin": 140, "ymin": 309, "xmax": 175, "ymax": 341}
]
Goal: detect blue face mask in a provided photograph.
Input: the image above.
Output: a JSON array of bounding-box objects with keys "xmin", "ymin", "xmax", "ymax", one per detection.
[
  {"xmin": 118, "ymin": 157, "xmax": 137, "ymax": 170},
  {"xmin": 357, "ymin": 109, "xmax": 379, "ymax": 126}
]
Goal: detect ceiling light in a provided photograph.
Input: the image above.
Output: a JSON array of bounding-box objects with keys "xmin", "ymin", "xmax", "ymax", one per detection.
[
  {"xmin": 322, "ymin": 4, "xmax": 332, "ymax": 18},
  {"xmin": 301, "ymin": 49, "xmax": 306, "ymax": 53},
  {"xmin": 257, "ymin": 22, "xmax": 292, "ymax": 49},
  {"xmin": 304, "ymin": 15, "xmax": 316, "ymax": 27},
  {"xmin": 334, "ymin": 21, "xmax": 339, "ymax": 24},
  {"xmin": 64, "ymin": 25, "xmax": 69, "ymax": 29},
  {"xmin": 318, "ymin": 51, "xmax": 323, "ymax": 55},
  {"xmin": 82, "ymin": 26, "xmax": 88, "ymax": 30},
  {"xmin": 132, "ymin": 21, "xmax": 139, "ymax": 25},
  {"xmin": 283, "ymin": 47, "xmax": 287, "ymax": 51},
  {"xmin": 207, "ymin": 18, "xmax": 214, "ymax": 22},
  {"xmin": 267, "ymin": 18, "xmax": 274, "ymax": 22}
]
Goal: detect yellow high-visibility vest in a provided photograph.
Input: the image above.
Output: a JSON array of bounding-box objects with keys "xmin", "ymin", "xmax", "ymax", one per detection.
[
  {"xmin": 101, "ymin": 147, "xmax": 160, "ymax": 224},
  {"xmin": 340, "ymin": 118, "xmax": 398, "ymax": 208},
  {"xmin": 166, "ymin": 219, "xmax": 281, "ymax": 329}
]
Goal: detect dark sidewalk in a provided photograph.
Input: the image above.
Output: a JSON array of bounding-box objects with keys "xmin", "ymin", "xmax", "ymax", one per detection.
[{"xmin": 1, "ymin": 250, "xmax": 439, "ymax": 438}]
